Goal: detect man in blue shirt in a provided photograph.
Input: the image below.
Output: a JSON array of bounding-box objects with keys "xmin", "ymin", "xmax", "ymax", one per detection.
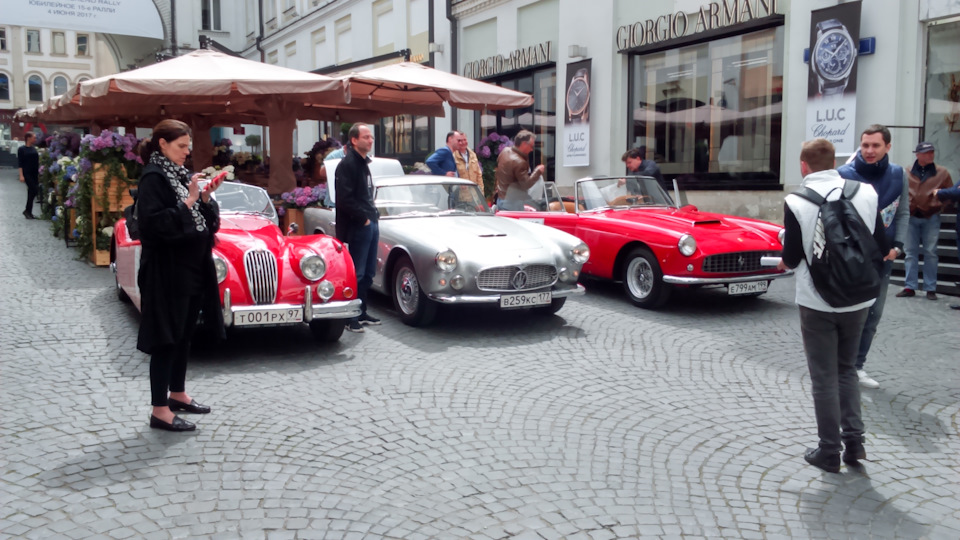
[{"xmin": 425, "ymin": 132, "xmax": 458, "ymax": 176}]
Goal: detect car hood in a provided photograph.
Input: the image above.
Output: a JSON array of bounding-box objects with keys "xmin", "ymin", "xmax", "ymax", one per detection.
[
  {"xmin": 385, "ymin": 215, "xmax": 558, "ymax": 259},
  {"xmin": 214, "ymin": 214, "xmax": 286, "ymax": 256},
  {"xmin": 598, "ymin": 207, "xmax": 781, "ymax": 248}
]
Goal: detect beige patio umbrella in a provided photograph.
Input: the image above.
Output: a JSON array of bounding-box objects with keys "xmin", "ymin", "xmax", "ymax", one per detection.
[{"xmin": 335, "ymin": 62, "xmax": 535, "ymax": 111}]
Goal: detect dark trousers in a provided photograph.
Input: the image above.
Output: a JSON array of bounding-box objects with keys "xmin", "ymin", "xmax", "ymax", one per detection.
[
  {"xmin": 150, "ymin": 295, "xmax": 202, "ymax": 407},
  {"xmin": 25, "ymin": 181, "xmax": 39, "ymax": 215},
  {"xmin": 799, "ymin": 306, "xmax": 869, "ymax": 453},
  {"xmin": 346, "ymin": 220, "xmax": 379, "ymax": 318},
  {"xmin": 856, "ymin": 260, "xmax": 892, "ymax": 370}
]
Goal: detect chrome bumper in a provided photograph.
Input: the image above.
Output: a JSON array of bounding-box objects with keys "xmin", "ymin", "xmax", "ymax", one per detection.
[
  {"xmin": 663, "ymin": 270, "xmax": 793, "ymax": 286},
  {"xmin": 221, "ymin": 286, "xmax": 362, "ymax": 326},
  {"xmin": 427, "ymin": 283, "xmax": 586, "ymax": 304}
]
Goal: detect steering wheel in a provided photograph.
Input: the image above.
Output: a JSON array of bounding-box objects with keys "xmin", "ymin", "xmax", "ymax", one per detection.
[
  {"xmin": 610, "ymin": 195, "xmax": 652, "ymax": 206},
  {"xmin": 454, "ymin": 200, "xmax": 476, "ymax": 212}
]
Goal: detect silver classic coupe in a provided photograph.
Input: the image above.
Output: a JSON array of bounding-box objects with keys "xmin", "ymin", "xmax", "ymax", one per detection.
[{"xmin": 304, "ymin": 170, "xmax": 589, "ymax": 326}]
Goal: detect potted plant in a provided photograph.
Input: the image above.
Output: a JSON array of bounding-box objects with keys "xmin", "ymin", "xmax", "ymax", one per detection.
[
  {"xmin": 475, "ymin": 132, "xmax": 514, "ymax": 200},
  {"xmin": 277, "ymin": 185, "xmax": 326, "ymax": 235}
]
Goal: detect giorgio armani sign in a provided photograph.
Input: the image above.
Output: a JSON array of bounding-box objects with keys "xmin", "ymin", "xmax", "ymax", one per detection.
[
  {"xmin": 617, "ymin": 0, "xmax": 780, "ymax": 51},
  {"xmin": 463, "ymin": 42, "xmax": 553, "ymax": 79}
]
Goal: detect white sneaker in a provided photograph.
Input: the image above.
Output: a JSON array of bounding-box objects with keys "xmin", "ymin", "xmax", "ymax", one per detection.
[{"xmin": 857, "ymin": 369, "xmax": 880, "ymax": 389}]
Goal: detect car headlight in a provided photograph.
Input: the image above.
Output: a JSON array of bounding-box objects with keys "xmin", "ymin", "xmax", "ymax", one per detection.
[
  {"xmin": 569, "ymin": 242, "xmax": 590, "ymax": 264},
  {"xmin": 300, "ymin": 253, "xmax": 327, "ymax": 281},
  {"xmin": 213, "ymin": 255, "xmax": 228, "ymax": 283},
  {"xmin": 678, "ymin": 234, "xmax": 697, "ymax": 256},
  {"xmin": 436, "ymin": 249, "xmax": 458, "ymax": 272},
  {"xmin": 777, "ymin": 228, "xmax": 785, "ymax": 246}
]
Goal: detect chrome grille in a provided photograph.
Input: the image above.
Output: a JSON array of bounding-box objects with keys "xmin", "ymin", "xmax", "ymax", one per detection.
[
  {"xmin": 243, "ymin": 249, "xmax": 278, "ymax": 304},
  {"xmin": 477, "ymin": 264, "xmax": 558, "ymax": 291},
  {"xmin": 702, "ymin": 251, "xmax": 779, "ymax": 274}
]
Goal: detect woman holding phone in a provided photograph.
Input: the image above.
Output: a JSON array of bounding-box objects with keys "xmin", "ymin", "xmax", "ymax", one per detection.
[{"xmin": 136, "ymin": 119, "xmax": 224, "ymax": 432}]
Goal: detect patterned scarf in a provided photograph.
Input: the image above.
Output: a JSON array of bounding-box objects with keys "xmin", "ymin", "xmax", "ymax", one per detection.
[{"xmin": 149, "ymin": 151, "xmax": 207, "ymax": 232}]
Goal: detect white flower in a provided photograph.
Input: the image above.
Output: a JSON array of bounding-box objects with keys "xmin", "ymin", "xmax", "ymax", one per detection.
[
  {"xmin": 226, "ymin": 172, "xmax": 235, "ymax": 180},
  {"xmin": 201, "ymin": 166, "xmax": 217, "ymax": 176},
  {"xmin": 100, "ymin": 226, "xmax": 114, "ymax": 237}
]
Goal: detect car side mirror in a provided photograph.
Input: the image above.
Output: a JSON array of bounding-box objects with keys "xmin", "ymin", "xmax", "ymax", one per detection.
[
  {"xmin": 287, "ymin": 222, "xmax": 299, "ymax": 236},
  {"xmin": 680, "ymin": 204, "xmax": 698, "ymax": 212}
]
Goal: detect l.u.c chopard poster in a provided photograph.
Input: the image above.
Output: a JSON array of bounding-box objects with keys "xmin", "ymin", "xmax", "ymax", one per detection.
[
  {"xmin": 806, "ymin": 2, "xmax": 861, "ymax": 155},
  {"xmin": 563, "ymin": 59, "xmax": 591, "ymax": 167}
]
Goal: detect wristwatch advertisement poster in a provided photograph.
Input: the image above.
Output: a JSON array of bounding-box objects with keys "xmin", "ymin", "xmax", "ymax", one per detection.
[
  {"xmin": 563, "ymin": 59, "xmax": 591, "ymax": 167},
  {"xmin": 805, "ymin": 1, "xmax": 861, "ymax": 156}
]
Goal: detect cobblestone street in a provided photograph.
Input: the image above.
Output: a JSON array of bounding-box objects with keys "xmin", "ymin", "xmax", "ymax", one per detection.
[{"xmin": 1, "ymin": 166, "xmax": 958, "ymax": 539}]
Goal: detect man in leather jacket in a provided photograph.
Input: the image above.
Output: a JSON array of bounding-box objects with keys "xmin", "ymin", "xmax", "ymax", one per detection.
[{"xmin": 495, "ymin": 130, "xmax": 544, "ymax": 211}]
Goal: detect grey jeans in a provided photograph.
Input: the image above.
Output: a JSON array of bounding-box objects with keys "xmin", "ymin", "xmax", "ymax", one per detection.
[{"xmin": 799, "ymin": 306, "xmax": 869, "ymax": 453}]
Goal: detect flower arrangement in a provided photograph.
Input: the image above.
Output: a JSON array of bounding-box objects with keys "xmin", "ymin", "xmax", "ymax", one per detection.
[
  {"xmin": 231, "ymin": 151, "xmax": 260, "ymax": 167},
  {"xmin": 475, "ymin": 132, "xmax": 514, "ymax": 198},
  {"xmin": 212, "ymin": 138, "xmax": 233, "ymax": 167},
  {"xmin": 279, "ymin": 185, "xmax": 326, "ymax": 210},
  {"xmin": 200, "ymin": 165, "xmax": 236, "ymax": 180}
]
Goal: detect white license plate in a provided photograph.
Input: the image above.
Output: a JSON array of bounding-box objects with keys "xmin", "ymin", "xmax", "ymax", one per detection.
[
  {"xmin": 728, "ymin": 280, "xmax": 768, "ymax": 295},
  {"xmin": 500, "ymin": 291, "xmax": 552, "ymax": 309},
  {"xmin": 234, "ymin": 307, "xmax": 304, "ymax": 326}
]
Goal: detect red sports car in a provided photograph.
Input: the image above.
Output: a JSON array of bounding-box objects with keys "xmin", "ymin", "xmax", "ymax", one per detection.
[
  {"xmin": 111, "ymin": 181, "xmax": 361, "ymax": 341},
  {"xmin": 497, "ymin": 176, "xmax": 792, "ymax": 308}
]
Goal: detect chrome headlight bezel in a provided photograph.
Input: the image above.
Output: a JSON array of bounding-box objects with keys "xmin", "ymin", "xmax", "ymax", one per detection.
[
  {"xmin": 213, "ymin": 255, "xmax": 228, "ymax": 283},
  {"xmin": 436, "ymin": 249, "xmax": 458, "ymax": 272},
  {"xmin": 777, "ymin": 228, "xmax": 785, "ymax": 246},
  {"xmin": 678, "ymin": 234, "xmax": 697, "ymax": 256},
  {"xmin": 300, "ymin": 253, "xmax": 327, "ymax": 281},
  {"xmin": 569, "ymin": 242, "xmax": 590, "ymax": 264}
]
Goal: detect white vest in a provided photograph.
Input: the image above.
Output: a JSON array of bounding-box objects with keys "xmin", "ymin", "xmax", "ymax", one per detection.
[{"xmin": 784, "ymin": 169, "xmax": 879, "ymax": 313}]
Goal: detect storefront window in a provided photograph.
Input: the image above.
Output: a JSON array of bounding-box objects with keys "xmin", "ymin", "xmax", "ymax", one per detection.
[
  {"xmin": 474, "ymin": 66, "xmax": 556, "ymax": 182},
  {"xmin": 924, "ymin": 20, "xmax": 960, "ymax": 181},
  {"xmin": 628, "ymin": 26, "xmax": 784, "ymax": 189},
  {"xmin": 377, "ymin": 114, "xmax": 433, "ymax": 166}
]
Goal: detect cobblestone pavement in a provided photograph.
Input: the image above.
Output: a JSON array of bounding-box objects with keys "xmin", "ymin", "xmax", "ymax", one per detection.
[{"xmin": 1, "ymin": 166, "xmax": 958, "ymax": 540}]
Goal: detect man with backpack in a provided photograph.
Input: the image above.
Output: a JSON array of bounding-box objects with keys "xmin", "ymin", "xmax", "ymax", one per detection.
[
  {"xmin": 836, "ymin": 124, "xmax": 909, "ymax": 389},
  {"xmin": 778, "ymin": 138, "xmax": 890, "ymax": 473}
]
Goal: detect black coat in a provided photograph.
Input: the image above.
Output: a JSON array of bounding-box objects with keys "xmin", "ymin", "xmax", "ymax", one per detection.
[
  {"xmin": 136, "ymin": 164, "xmax": 223, "ymax": 354},
  {"xmin": 334, "ymin": 148, "xmax": 378, "ymax": 242}
]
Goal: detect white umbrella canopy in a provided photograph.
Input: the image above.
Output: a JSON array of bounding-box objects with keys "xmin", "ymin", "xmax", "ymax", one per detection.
[{"xmin": 337, "ymin": 62, "xmax": 535, "ymax": 111}]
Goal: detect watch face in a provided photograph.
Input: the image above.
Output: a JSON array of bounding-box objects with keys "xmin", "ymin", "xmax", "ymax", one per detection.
[
  {"xmin": 567, "ymin": 79, "xmax": 589, "ymax": 115},
  {"xmin": 815, "ymin": 31, "xmax": 855, "ymax": 80}
]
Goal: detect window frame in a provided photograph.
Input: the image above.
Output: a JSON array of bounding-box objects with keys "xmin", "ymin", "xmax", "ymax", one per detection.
[
  {"xmin": 0, "ymin": 73, "xmax": 10, "ymax": 101},
  {"xmin": 26, "ymin": 29, "xmax": 41, "ymax": 53},
  {"xmin": 76, "ymin": 34, "xmax": 89, "ymax": 56},
  {"xmin": 52, "ymin": 31, "xmax": 66, "ymax": 55},
  {"xmin": 202, "ymin": 0, "xmax": 223, "ymax": 31},
  {"xmin": 0, "ymin": 28, "xmax": 7, "ymax": 51},
  {"xmin": 28, "ymin": 75, "xmax": 43, "ymax": 102}
]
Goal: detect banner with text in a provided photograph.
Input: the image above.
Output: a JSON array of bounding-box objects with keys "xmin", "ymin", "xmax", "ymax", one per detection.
[
  {"xmin": 563, "ymin": 59, "xmax": 592, "ymax": 167},
  {"xmin": 806, "ymin": 2, "xmax": 861, "ymax": 155},
  {"xmin": 6, "ymin": 0, "xmax": 164, "ymax": 40}
]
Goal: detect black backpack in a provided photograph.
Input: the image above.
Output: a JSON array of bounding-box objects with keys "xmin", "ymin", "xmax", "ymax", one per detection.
[{"xmin": 793, "ymin": 181, "xmax": 883, "ymax": 308}]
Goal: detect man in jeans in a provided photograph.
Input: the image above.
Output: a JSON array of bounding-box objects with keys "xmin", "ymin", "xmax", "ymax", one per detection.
[
  {"xmin": 836, "ymin": 125, "xmax": 909, "ymax": 389},
  {"xmin": 897, "ymin": 142, "xmax": 953, "ymax": 300},
  {"xmin": 17, "ymin": 132, "xmax": 40, "ymax": 219},
  {"xmin": 778, "ymin": 138, "xmax": 889, "ymax": 473},
  {"xmin": 335, "ymin": 124, "xmax": 380, "ymax": 333}
]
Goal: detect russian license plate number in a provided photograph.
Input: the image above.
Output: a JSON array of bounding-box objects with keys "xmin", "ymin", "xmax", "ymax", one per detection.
[
  {"xmin": 500, "ymin": 291, "xmax": 552, "ymax": 309},
  {"xmin": 728, "ymin": 281, "xmax": 768, "ymax": 295},
  {"xmin": 234, "ymin": 308, "xmax": 303, "ymax": 326}
]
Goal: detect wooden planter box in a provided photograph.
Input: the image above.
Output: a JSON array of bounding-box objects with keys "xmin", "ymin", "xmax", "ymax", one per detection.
[
  {"xmin": 88, "ymin": 165, "xmax": 134, "ymax": 267},
  {"xmin": 90, "ymin": 248, "xmax": 110, "ymax": 267}
]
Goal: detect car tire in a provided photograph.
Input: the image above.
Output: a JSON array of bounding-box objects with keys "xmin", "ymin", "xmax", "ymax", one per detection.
[
  {"xmin": 622, "ymin": 247, "xmax": 670, "ymax": 309},
  {"xmin": 533, "ymin": 297, "xmax": 566, "ymax": 315},
  {"xmin": 309, "ymin": 319, "xmax": 345, "ymax": 342},
  {"xmin": 392, "ymin": 255, "xmax": 437, "ymax": 327}
]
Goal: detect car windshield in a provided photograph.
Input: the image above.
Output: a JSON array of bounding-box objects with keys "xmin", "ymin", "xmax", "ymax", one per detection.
[
  {"xmin": 211, "ymin": 182, "xmax": 278, "ymax": 221},
  {"xmin": 376, "ymin": 183, "xmax": 494, "ymax": 217},
  {"xmin": 577, "ymin": 177, "xmax": 673, "ymax": 211}
]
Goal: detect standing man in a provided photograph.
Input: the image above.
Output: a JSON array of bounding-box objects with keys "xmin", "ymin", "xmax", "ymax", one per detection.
[
  {"xmin": 897, "ymin": 142, "xmax": 953, "ymax": 300},
  {"xmin": 622, "ymin": 146, "xmax": 665, "ymax": 184},
  {"xmin": 335, "ymin": 124, "xmax": 380, "ymax": 333},
  {"xmin": 836, "ymin": 124, "xmax": 909, "ymax": 390},
  {"xmin": 778, "ymin": 138, "xmax": 888, "ymax": 473},
  {"xmin": 495, "ymin": 130, "xmax": 545, "ymax": 211},
  {"xmin": 18, "ymin": 132, "xmax": 40, "ymax": 219},
  {"xmin": 453, "ymin": 131, "xmax": 483, "ymax": 191},
  {"xmin": 425, "ymin": 131, "xmax": 458, "ymax": 177}
]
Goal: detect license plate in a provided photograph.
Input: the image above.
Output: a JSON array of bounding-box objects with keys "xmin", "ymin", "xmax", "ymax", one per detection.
[
  {"xmin": 500, "ymin": 291, "xmax": 551, "ymax": 308},
  {"xmin": 728, "ymin": 280, "xmax": 768, "ymax": 295},
  {"xmin": 234, "ymin": 307, "xmax": 303, "ymax": 326}
]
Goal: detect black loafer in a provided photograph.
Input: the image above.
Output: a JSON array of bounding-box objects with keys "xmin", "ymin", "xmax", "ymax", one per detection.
[
  {"xmin": 168, "ymin": 397, "xmax": 211, "ymax": 414},
  {"xmin": 804, "ymin": 447, "xmax": 840, "ymax": 473},
  {"xmin": 150, "ymin": 415, "xmax": 196, "ymax": 432}
]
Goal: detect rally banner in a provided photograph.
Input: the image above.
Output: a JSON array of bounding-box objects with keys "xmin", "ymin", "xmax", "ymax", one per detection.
[
  {"xmin": 5, "ymin": 0, "xmax": 164, "ymax": 40},
  {"xmin": 563, "ymin": 59, "xmax": 591, "ymax": 167},
  {"xmin": 806, "ymin": 2, "xmax": 862, "ymax": 155}
]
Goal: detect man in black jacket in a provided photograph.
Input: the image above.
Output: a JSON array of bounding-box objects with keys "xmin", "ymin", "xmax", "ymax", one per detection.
[
  {"xmin": 18, "ymin": 132, "xmax": 40, "ymax": 219},
  {"xmin": 335, "ymin": 124, "xmax": 380, "ymax": 332}
]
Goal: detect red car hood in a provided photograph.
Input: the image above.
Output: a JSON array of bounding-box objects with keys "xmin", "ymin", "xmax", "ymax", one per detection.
[
  {"xmin": 597, "ymin": 207, "xmax": 781, "ymax": 250},
  {"xmin": 214, "ymin": 214, "xmax": 286, "ymax": 257}
]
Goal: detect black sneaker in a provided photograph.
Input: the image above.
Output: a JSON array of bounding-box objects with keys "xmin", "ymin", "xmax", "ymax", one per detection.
[
  {"xmin": 804, "ymin": 447, "xmax": 840, "ymax": 473},
  {"xmin": 358, "ymin": 313, "xmax": 381, "ymax": 326},
  {"xmin": 345, "ymin": 319, "xmax": 364, "ymax": 333},
  {"xmin": 842, "ymin": 440, "xmax": 866, "ymax": 464}
]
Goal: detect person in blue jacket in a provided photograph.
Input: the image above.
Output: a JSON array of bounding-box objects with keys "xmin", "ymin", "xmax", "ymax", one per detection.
[
  {"xmin": 836, "ymin": 124, "xmax": 909, "ymax": 390},
  {"xmin": 936, "ymin": 184, "xmax": 960, "ymax": 309},
  {"xmin": 425, "ymin": 132, "xmax": 458, "ymax": 176}
]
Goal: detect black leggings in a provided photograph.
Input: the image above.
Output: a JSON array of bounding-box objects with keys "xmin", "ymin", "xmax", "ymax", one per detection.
[{"xmin": 150, "ymin": 295, "xmax": 202, "ymax": 407}]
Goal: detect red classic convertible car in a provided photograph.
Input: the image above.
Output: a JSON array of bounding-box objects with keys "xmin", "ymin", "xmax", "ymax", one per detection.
[
  {"xmin": 111, "ymin": 181, "xmax": 361, "ymax": 341},
  {"xmin": 497, "ymin": 176, "xmax": 792, "ymax": 308}
]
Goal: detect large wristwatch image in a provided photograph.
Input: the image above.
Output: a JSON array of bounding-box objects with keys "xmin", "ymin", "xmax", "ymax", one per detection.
[
  {"xmin": 566, "ymin": 68, "xmax": 590, "ymax": 123},
  {"xmin": 811, "ymin": 18, "xmax": 857, "ymax": 96}
]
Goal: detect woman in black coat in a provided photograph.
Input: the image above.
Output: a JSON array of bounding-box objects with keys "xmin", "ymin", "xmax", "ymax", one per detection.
[{"xmin": 137, "ymin": 119, "xmax": 224, "ymax": 432}]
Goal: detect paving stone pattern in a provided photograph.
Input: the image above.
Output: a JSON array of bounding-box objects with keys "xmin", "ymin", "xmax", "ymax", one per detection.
[{"xmin": 1, "ymin": 167, "xmax": 958, "ymax": 539}]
